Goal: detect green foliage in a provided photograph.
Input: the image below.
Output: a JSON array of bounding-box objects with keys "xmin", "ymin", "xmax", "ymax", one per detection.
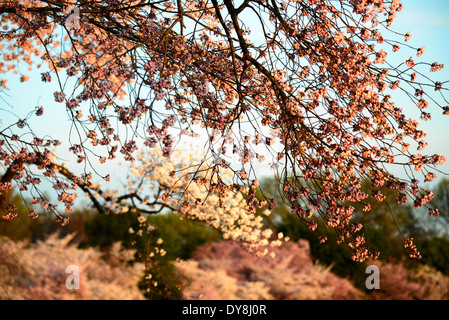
[
  {"xmin": 146, "ymin": 213, "xmax": 221, "ymax": 260},
  {"xmin": 417, "ymin": 237, "xmax": 449, "ymax": 275},
  {"xmin": 81, "ymin": 210, "xmax": 141, "ymax": 249},
  {"xmin": 81, "ymin": 210, "xmax": 220, "ymax": 299},
  {"xmin": 257, "ymin": 176, "xmax": 449, "ymax": 288},
  {"xmin": 0, "ymin": 191, "xmax": 39, "ymax": 241},
  {"xmin": 360, "ymin": 225, "xmax": 392, "ymax": 259},
  {"xmin": 138, "ymin": 260, "xmax": 186, "ymax": 300},
  {"xmin": 429, "ymin": 178, "xmax": 449, "ymax": 236},
  {"xmin": 0, "ymin": 191, "xmax": 93, "ymax": 243},
  {"xmin": 81, "ymin": 211, "xmax": 221, "ymax": 259}
]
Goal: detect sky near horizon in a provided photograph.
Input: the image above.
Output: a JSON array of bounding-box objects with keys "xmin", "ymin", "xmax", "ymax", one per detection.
[{"xmin": 1, "ymin": 0, "xmax": 449, "ymax": 194}]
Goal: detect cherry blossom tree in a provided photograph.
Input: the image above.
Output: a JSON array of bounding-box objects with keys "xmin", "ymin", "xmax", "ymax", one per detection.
[{"xmin": 0, "ymin": 0, "xmax": 448, "ymax": 261}]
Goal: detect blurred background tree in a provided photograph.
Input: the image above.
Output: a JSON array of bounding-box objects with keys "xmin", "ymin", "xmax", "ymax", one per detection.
[
  {"xmin": 428, "ymin": 178, "xmax": 449, "ymax": 237},
  {"xmin": 1, "ymin": 174, "xmax": 449, "ymax": 298},
  {"xmin": 256, "ymin": 175, "xmax": 449, "ymax": 291}
]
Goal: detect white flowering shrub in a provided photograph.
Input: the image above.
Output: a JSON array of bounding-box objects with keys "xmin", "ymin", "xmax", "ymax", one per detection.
[{"xmin": 93, "ymin": 146, "xmax": 285, "ymax": 256}]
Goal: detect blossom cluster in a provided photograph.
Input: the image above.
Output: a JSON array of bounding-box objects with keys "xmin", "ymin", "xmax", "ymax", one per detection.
[{"xmin": 0, "ymin": 0, "xmax": 447, "ymax": 261}]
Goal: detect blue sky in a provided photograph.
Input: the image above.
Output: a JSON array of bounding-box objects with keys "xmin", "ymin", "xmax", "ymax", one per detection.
[
  {"xmin": 389, "ymin": 0, "xmax": 449, "ymax": 184},
  {"xmin": 1, "ymin": 1, "xmax": 448, "ymax": 191}
]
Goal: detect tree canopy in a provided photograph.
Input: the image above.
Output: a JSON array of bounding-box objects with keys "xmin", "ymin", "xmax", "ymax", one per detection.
[{"xmin": 0, "ymin": 0, "xmax": 448, "ymax": 261}]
